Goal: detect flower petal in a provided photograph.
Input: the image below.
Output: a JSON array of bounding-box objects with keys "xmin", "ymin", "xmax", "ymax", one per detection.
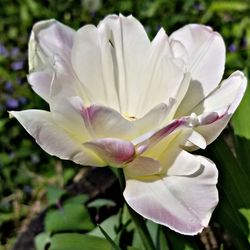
[
  {"xmin": 124, "ymin": 155, "xmax": 218, "ymax": 235},
  {"xmin": 124, "ymin": 156, "xmax": 162, "ymax": 179},
  {"xmin": 71, "ymin": 23, "xmax": 120, "ymax": 110},
  {"xmin": 29, "ymin": 19, "xmax": 75, "ymax": 71},
  {"xmin": 29, "ymin": 20, "xmax": 90, "ymax": 105},
  {"xmin": 78, "ymin": 103, "xmax": 138, "ymax": 140},
  {"xmin": 192, "ymin": 71, "xmax": 247, "ymax": 145},
  {"xmin": 133, "ymin": 101, "xmax": 174, "ymax": 135},
  {"xmin": 101, "ymin": 14, "xmax": 151, "ymax": 116},
  {"xmin": 193, "ymin": 71, "xmax": 247, "ymax": 115},
  {"xmin": 171, "ymin": 24, "xmax": 225, "ymax": 116},
  {"xmin": 50, "ymin": 96, "xmax": 90, "ymax": 142},
  {"xmin": 84, "ymin": 138, "xmax": 135, "ymax": 166},
  {"xmin": 9, "ymin": 110, "xmax": 105, "ymax": 166},
  {"xmin": 27, "ymin": 70, "xmax": 53, "ymax": 103},
  {"xmin": 133, "ymin": 117, "xmax": 187, "ymax": 154},
  {"xmin": 135, "ymin": 28, "xmax": 186, "ymax": 116}
]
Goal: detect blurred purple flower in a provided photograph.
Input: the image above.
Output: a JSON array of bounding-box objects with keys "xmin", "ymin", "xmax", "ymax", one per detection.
[
  {"xmin": 0, "ymin": 43, "xmax": 9, "ymax": 57},
  {"xmin": 19, "ymin": 96, "xmax": 28, "ymax": 105},
  {"xmin": 228, "ymin": 43, "xmax": 237, "ymax": 53},
  {"xmin": 6, "ymin": 98, "xmax": 19, "ymax": 109},
  {"xmin": 11, "ymin": 61, "xmax": 24, "ymax": 70},
  {"xmin": 4, "ymin": 81, "xmax": 14, "ymax": 92}
]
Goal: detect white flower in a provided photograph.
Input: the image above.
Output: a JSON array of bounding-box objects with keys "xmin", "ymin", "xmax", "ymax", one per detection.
[{"xmin": 10, "ymin": 14, "xmax": 247, "ymax": 235}]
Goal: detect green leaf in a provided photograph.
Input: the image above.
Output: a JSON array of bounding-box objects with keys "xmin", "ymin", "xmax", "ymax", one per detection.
[
  {"xmin": 146, "ymin": 221, "xmax": 169, "ymax": 250},
  {"xmin": 45, "ymin": 203, "xmax": 94, "ymax": 233},
  {"xmin": 231, "ymin": 78, "xmax": 250, "ymax": 139},
  {"xmin": 207, "ymin": 138, "xmax": 250, "ymax": 249},
  {"xmin": 64, "ymin": 194, "xmax": 89, "ymax": 206},
  {"xmin": 126, "ymin": 205, "xmax": 156, "ymax": 250},
  {"xmin": 209, "ymin": 1, "xmax": 248, "ymax": 12},
  {"xmin": 87, "ymin": 198, "xmax": 116, "ymax": 209},
  {"xmin": 49, "ymin": 233, "xmax": 112, "ymax": 250},
  {"xmin": 164, "ymin": 228, "xmax": 199, "ymax": 250},
  {"xmin": 47, "ymin": 186, "xmax": 66, "ymax": 206},
  {"xmin": 234, "ymin": 136, "xmax": 250, "ymax": 177},
  {"xmin": 98, "ymin": 225, "xmax": 121, "ymax": 250},
  {"xmin": 89, "ymin": 214, "xmax": 119, "ymax": 239},
  {"xmin": 239, "ymin": 209, "xmax": 250, "ymax": 243},
  {"xmin": 35, "ymin": 232, "xmax": 51, "ymax": 250}
]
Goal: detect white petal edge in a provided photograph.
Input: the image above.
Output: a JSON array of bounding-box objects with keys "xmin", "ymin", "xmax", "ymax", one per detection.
[
  {"xmin": 124, "ymin": 155, "xmax": 218, "ymax": 235},
  {"xmin": 9, "ymin": 110, "xmax": 105, "ymax": 166}
]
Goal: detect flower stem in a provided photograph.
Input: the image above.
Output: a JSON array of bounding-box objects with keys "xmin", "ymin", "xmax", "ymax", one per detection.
[{"xmin": 117, "ymin": 168, "xmax": 156, "ymax": 250}]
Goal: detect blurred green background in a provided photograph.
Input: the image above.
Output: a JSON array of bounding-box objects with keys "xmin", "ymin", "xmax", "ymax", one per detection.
[{"xmin": 1, "ymin": 0, "xmax": 250, "ymax": 249}]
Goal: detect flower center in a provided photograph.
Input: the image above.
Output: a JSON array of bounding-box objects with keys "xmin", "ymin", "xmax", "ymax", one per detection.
[{"xmin": 124, "ymin": 113, "xmax": 137, "ymax": 121}]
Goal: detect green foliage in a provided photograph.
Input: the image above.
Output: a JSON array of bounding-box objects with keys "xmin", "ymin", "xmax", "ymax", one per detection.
[
  {"xmin": 49, "ymin": 233, "xmax": 112, "ymax": 250},
  {"xmin": 45, "ymin": 203, "xmax": 95, "ymax": 233},
  {"xmin": 232, "ymin": 72, "xmax": 250, "ymax": 139},
  {"xmin": 208, "ymin": 138, "xmax": 250, "ymax": 249}
]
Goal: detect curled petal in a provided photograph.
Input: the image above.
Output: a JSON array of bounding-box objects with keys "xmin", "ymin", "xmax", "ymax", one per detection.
[
  {"xmin": 9, "ymin": 110, "xmax": 105, "ymax": 166},
  {"xmin": 29, "ymin": 19, "xmax": 75, "ymax": 71},
  {"xmin": 29, "ymin": 20, "xmax": 90, "ymax": 105},
  {"xmin": 171, "ymin": 24, "xmax": 226, "ymax": 116},
  {"xmin": 193, "ymin": 71, "xmax": 247, "ymax": 145},
  {"xmin": 84, "ymin": 138, "xmax": 135, "ymax": 166},
  {"xmin": 193, "ymin": 71, "xmax": 247, "ymax": 115},
  {"xmin": 184, "ymin": 130, "xmax": 206, "ymax": 149},
  {"xmin": 124, "ymin": 155, "xmax": 218, "ymax": 235}
]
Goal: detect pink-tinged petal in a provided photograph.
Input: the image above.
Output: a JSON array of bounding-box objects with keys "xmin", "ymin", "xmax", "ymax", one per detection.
[
  {"xmin": 171, "ymin": 24, "xmax": 225, "ymax": 116},
  {"xmin": 29, "ymin": 19, "xmax": 75, "ymax": 71},
  {"xmin": 84, "ymin": 138, "xmax": 135, "ymax": 167},
  {"xmin": 79, "ymin": 104, "xmax": 138, "ymax": 140},
  {"xmin": 195, "ymin": 113, "xmax": 231, "ymax": 146},
  {"xmin": 124, "ymin": 157, "xmax": 162, "ymax": 179},
  {"xmin": 191, "ymin": 71, "xmax": 247, "ymax": 145},
  {"xmin": 134, "ymin": 117, "xmax": 187, "ymax": 154},
  {"xmin": 124, "ymin": 155, "xmax": 218, "ymax": 235},
  {"xmin": 28, "ymin": 19, "xmax": 84, "ymax": 103},
  {"xmin": 9, "ymin": 110, "xmax": 105, "ymax": 166}
]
